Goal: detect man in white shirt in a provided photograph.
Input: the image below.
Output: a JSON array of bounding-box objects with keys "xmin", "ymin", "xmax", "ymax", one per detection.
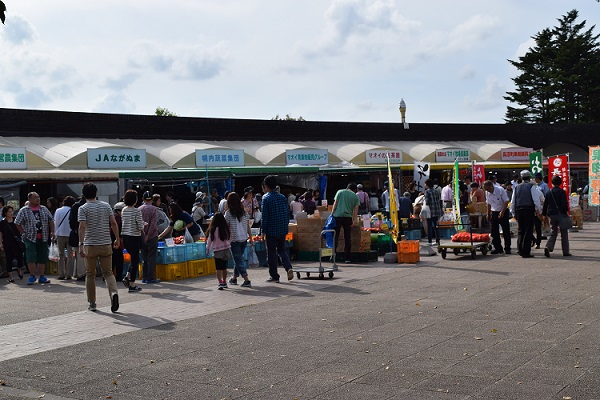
[
  {"xmin": 441, "ymin": 182, "xmax": 453, "ymax": 210},
  {"xmin": 381, "ymin": 181, "xmax": 399, "ymax": 218},
  {"xmin": 54, "ymin": 196, "xmax": 76, "ymax": 280},
  {"xmin": 484, "ymin": 180, "xmax": 511, "ymax": 255}
]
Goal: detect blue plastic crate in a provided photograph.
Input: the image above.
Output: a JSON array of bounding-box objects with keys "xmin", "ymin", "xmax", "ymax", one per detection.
[
  {"xmin": 438, "ymin": 227, "xmax": 457, "ymax": 239},
  {"xmin": 185, "ymin": 242, "xmax": 206, "ymax": 261},
  {"xmin": 157, "ymin": 245, "xmax": 186, "ymax": 264},
  {"xmin": 404, "ymin": 230, "xmax": 421, "ymax": 241}
]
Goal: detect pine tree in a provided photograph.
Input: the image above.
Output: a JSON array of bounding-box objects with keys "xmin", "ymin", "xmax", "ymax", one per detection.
[{"xmin": 504, "ymin": 10, "xmax": 600, "ymax": 123}]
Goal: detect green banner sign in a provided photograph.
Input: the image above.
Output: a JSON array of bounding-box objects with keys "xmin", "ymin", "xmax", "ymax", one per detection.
[{"xmin": 529, "ymin": 151, "xmax": 543, "ymax": 176}]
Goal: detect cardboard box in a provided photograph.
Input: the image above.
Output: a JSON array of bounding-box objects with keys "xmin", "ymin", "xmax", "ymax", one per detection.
[
  {"xmin": 296, "ymin": 232, "xmax": 323, "ymax": 251},
  {"xmin": 297, "ymin": 217, "xmax": 324, "ymax": 233}
]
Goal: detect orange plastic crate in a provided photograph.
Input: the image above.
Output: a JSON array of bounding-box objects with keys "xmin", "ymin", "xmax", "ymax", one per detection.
[
  {"xmin": 398, "ymin": 251, "xmax": 420, "ymax": 264},
  {"xmin": 397, "ymin": 240, "xmax": 420, "ymax": 254},
  {"xmin": 187, "ymin": 259, "xmax": 207, "ymax": 278}
]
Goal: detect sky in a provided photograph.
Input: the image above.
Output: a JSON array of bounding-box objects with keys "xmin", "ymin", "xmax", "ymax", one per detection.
[{"xmin": 1, "ymin": 1, "xmax": 600, "ymax": 124}]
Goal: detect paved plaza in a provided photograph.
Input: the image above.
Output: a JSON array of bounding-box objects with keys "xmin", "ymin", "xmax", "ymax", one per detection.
[{"xmin": 1, "ymin": 223, "xmax": 599, "ymax": 399}]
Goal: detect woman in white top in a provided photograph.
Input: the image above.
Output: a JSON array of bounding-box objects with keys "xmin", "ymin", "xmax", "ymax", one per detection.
[
  {"xmin": 289, "ymin": 193, "xmax": 304, "ymax": 219},
  {"xmin": 121, "ymin": 190, "xmax": 145, "ymax": 292},
  {"xmin": 224, "ymin": 192, "xmax": 252, "ymax": 287}
]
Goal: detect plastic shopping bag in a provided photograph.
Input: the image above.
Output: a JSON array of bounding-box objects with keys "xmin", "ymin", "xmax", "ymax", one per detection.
[
  {"xmin": 248, "ymin": 244, "xmax": 259, "ymax": 268},
  {"xmin": 184, "ymin": 227, "xmax": 194, "ymax": 243},
  {"xmin": 323, "ymin": 214, "xmax": 336, "ymax": 249},
  {"xmin": 49, "ymin": 242, "xmax": 60, "ymax": 262}
]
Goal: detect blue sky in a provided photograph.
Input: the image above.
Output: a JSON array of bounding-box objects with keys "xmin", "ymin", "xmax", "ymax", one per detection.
[{"xmin": 1, "ymin": 1, "xmax": 599, "ymax": 123}]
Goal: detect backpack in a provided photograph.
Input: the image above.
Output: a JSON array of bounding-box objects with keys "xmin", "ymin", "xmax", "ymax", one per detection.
[
  {"xmin": 192, "ymin": 204, "xmax": 206, "ymax": 224},
  {"xmin": 357, "ymin": 192, "xmax": 368, "ymax": 215}
]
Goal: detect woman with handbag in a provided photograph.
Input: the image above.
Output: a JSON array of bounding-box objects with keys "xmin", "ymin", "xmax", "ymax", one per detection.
[
  {"xmin": 542, "ymin": 175, "xmax": 571, "ymax": 257},
  {"xmin": 0, "ymin": 206, "xmax": 25, "ymax": 283}
]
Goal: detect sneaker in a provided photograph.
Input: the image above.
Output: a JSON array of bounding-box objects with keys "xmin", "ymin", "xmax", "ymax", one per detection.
[
  {"xmin": 544, "ymin": 248, "xmax": 550, "ymax": 258},
  {"xmin": 141, "ymin": 279, "xmax": 147, "ymax": 283},
  {"xmin": 57, "ymin": 276, "xmax": 66, "ymax": 280},
  {"xmin": 490, "ymin": 249, "xmax": 503, "ymax": 254},
  {"xmin": 88, "ymin": 302, "xmax": 97, "ymax": 312},
  {"xmin": 146, "ymin": 279, "xmax": 161, "ymax": 284},
  {"xmin": 27, "ymin": 275, "xmax": 36, "ymax": 285},
  {"xmin": 228, "ymin": 278, "xmax": 238, "ymax": 285},
  {"xmin": 111, "ymin": 293, "xmax": 119, "ymax": 313},
  {"xmin": 128, "ymin": 285, "xmax": 142, "ymax": 293},
  {"xmin": 287, "ymin": 269, "xmax": 294, "ymax": 281},
  {"xmin": 66, "ymin": 276, "xmax": 72, "ymax": 280},
  {"xmin": 218, "ymin": 283, "xmax": 227, "ymax": 290},
  {"xmin": 344, "ymin": 260, "xmax": 351, "ymax": 264},
  {"xmin": 266, "ymin": 276, "xmax": 280, "ymax": 283},
  {"xmin": 122, "ymin": 276, "xmax": 130, "ymax": 288},
  {"xmin": 76, "ymin": 276, "xmax": 86, "ymax": 282},
  {"xmin": 505, "ymin": 250, "xmax": 511, "ymax": 255},
  {"xmin": 240, "ymin": 280, "xmax": 252, "ymax": 288},
  {"xmin": 38, "ymin": 276, "xmax": 50, "ymax": 284}
]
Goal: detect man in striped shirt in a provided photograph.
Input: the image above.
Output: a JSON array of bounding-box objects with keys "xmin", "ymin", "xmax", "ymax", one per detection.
[
  {"xmin": 260, "ymin": 175, "xmax": 293, "ymax": 283},
  {"xmin": 77, "ymin": 183, "xmax": 120, "ymax": 313}
]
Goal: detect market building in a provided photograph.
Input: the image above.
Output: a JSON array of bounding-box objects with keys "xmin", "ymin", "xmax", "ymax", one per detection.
[{"xmin": 0, "ymin": 107, "xmax": 596, "ymax": 211}]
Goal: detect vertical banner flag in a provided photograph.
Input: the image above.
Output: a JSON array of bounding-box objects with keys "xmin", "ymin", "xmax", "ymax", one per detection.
[
  {"xmin": 453, "ymin": 159, "xmax": 461, "ymax": 228},
  {"xmin": 589, "ymin": 146, "xmax": 600, "ymax": 206},
  {"xmin": 387, "ymin": 154, "xmax": 399, "ymax": 244},
  {"xmin": 472, "ymin": 163, "xmax": 485, "ymax": 186},
  {"xmin": 529, "ymin": 151, "xmax": 543, "ymax": 176},
  {"xmin": 414, "ymin": 162, "xmax": 430, "ymax": 193},
  {"xmin": 548, "ymin": 154, "xmax": 570, "ymax": 211}
]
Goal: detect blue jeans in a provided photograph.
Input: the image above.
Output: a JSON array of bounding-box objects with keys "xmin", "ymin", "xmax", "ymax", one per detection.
[
  {"xmin": 231, "ymin": 241, "xmax": 248, "ymax": 278},
  {"xmin": 266, "ymin": 235, "xmax": 292, "ymax": 280},
  {"xmin": 427, "ymin": 217, "xmax": 440, "ymax": 244}
]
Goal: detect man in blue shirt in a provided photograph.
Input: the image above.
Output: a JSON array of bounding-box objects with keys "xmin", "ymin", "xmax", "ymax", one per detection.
[{"xmin": 260, "ymin": 175, "xmax": 293, "ymax": 282}]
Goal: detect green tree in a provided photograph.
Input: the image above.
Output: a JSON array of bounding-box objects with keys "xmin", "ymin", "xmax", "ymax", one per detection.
[
  {"xmin": 154, "ymin": 107, "xmax": 178, "ymax": 117},
  {"xmin": 504, "ymin": 10, "xmax": 600, "ymax": 123},
  {"xmin": 271, "ymin": 114, "xmax": 306, "ymax": 121},
  {"xmin": 1, "ymin": 1, "xmax": 6, "ymax": 25}
]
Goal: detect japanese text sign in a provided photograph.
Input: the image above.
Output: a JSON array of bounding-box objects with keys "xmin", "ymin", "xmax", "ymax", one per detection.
[
  {"xmin": 589, "ymin": 146, "xmax": 600, "ymax": 206},
  {"xmin": 472, "ymin": 164, "xmax": 485, "ymax": 186},
  {"xmin": 435, "ymin": 148, "xmax": 470, "ymax": 162},
  {"xmin": 286, "ymin": 149, "xmax": 328, "ymax": 166},
  {"xmin": 87, "ymin": 149, "xmax": 146, "ymax": 169},
  {"xmin": 366, "ymin": 151, "xmax": 402, "ymax": 164},
  {"xmin": 413, "ymin": 162, "xmax": 430, "ymax": 193},
  {"xmin": 501, "ymin": 147, "xmax": 533, "ymax": 161},
  {"xmin": 0, "ymin": 147, "xmax": 27, "ymax": 169},
  {"xmin": 548, "ymin": 155, "xmax": 570, "ymax": 207},
  {"xmin": 195, "ymin": 149, "xmax": 245, "ymax": 167},
  {"xmin": 529, "ymin": 151, "xmax": 543, "ymax": 177}
]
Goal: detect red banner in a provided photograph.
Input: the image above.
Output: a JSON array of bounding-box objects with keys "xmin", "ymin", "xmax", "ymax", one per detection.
[
  {"xmin": 472, "ymin": 164, "xmax": 485, "ymax": 186},
  {"xmin": 548, "ymin": 155, "xmax": 570, "ymax": 211}
]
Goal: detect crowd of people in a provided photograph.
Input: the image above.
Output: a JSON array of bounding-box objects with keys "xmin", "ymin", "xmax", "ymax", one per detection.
[{"xmin": 0, "ymin": 171, "xmax": 575, "ymax": 312}]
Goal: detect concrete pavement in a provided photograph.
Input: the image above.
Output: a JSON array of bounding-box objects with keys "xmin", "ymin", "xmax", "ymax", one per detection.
[{"xmin": 0, "ymin": 223, "xmax": 599, "ymax": 399}]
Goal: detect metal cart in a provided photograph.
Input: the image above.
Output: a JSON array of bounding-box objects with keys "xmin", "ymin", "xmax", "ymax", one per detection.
[
  {"xmin": 436, "ymin": 222, "xmax": 492, "ymax": 259},
  {"xmin": 294, "ymin": 229, "xmax": 338, "ymax": 279}
]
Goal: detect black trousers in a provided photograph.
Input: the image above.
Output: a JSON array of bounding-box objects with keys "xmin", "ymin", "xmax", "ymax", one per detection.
[
  {"xmin": 516, "ymin": 208, "xmax": 535, "ymax": 257},
  {"xmin": 334, "ymin": 217, "xmax": 353, "ymax": 259},
  {"xmin": 490, "ymin": 211, "xmax": 511, "ymax": 252},
  {"xmin": 533, "ymin": 217, "xmax": 542, "ymax": 246}
]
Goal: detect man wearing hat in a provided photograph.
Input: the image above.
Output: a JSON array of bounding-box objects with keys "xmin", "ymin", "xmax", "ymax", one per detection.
[
  {"xmin": 489, "ymin": 174, "xmax": 502, "ymax": 189},
  {"xmin": 139, "ymin": 191, "xmax": 159, "ymax": 283},
  {"xmin": 192, "ymin": 192, "xmax": 206, "ymax": 224},
  {"xmin": 509, "ymin": 170, "xmax": 543, "ymax": 258}
]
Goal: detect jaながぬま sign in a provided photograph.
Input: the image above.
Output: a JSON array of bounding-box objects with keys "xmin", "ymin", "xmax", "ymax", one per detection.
[{"xmin": 87, "ymin": 149, "xmax": 147, "ymax": 169}]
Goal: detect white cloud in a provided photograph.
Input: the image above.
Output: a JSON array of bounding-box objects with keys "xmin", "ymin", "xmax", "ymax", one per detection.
[
  {"xmin": 127, "ymin": 40, "xmax": 227, "ymax": 81},
  {"xmin": 0, "ymin": 15, "xmax": 37, "ymax": 45},
  {"xmin": 103, "ymin": 73, "xmax": 141, "ymax": 91},
  {"xmin": 458, "ymin": 65, "xmax": 477, "ymax": 80},
  {"xmin": 465, "ymin": 76, "xmax": 505, "ymax": 111},
  {"xmin": 93, "ymin": 93, "xmax": 136, "ymax": 114}
]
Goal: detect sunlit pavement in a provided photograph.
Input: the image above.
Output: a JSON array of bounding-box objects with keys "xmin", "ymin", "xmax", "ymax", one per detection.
[{"xmin": 1, "ymin": 222, "xmax": 599, "ymax": 399}]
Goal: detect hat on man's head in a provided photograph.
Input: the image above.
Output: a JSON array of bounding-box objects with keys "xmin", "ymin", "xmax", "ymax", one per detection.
[
  {"xmin": 520, "ymin": 170, "xmax": 532, "ymax": 178},
  {"xmin": 489, "ymin": 174, "xmax": 497, "ymax": 181},
  {"xmin": 195, "ymin": 191, "xmax": 204, "ymax": 200},
  {"xmin": 403, "ymin": 192, "xmax": 410, "ymax": 197},
  {"xmin": 533, "ymin": 172, "xmax": 543, "ymax": 179},
  {"xmin": 244, "ymin": 186, "xmax": 254, "ymax": 195},
  {"xmin": 113, "ymin": 202, "xmax": 126, "ymax": 211},
  {"xmin": 357, "ymin": 184, "xmax": 363, "ymax": 189},
  {"xmin": 142, "ymin": 191, "xmax": 152, "ymax": 200}
]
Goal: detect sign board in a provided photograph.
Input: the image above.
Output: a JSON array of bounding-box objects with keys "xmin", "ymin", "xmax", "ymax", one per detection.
[
  {"xmin": 529, "ymin": 151, "xmax": 543, "ymax": 177},
  {"xmin": 0, "ymin": 147, "xmax": 27, "ymax": 169},
  {"xmin": 88, "ymin": 149, "xmax": 146, "ymax": 169},
  {"xmin": 435, "ymin": 148, "xmax": 470, "ymax": 162},
  {"xmin": 413, "ymin": 162, "xmax": 430, "ymax": 193},
  {"xmin": 472, "ymin": 164, "xmax": 485, "ymax": 186},
  {"xmin": 196, "ymin": 149, "xmax": 245, "ymax": 167},
  {"xmin": 501, "ymin": 147, "xmax": 533, "ymax": 161},
  {"xmin": 588, "ymin": 146, "xmax": 600, "ymax": 206},
  {"xmin": 548, "ymin": 154, "xmax": 570, "ymax": 210},
  {"xmin": 286, "ymin": 149, "xmax": 328, "ymax": 165},
  {"xmin": 365, "ymin": 151, "xmax": 402, "ymax": 164}
]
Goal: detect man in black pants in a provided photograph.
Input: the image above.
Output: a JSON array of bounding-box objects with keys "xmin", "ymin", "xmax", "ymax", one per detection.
[
  {"xmin": 483, "ymin": 180, "xmax": 511, "ymax": 254},
  {"xmin": 509, "ymin": 170, "xmax": 542, "ymax": 258}
]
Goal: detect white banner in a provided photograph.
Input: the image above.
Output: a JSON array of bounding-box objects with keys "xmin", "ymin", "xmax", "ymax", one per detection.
[
  {"xmin": 286, "ymin": 149, "xmax": 328, "ymax": 165},
  {"xmin": 87, "ymin": 149, "xmax": 146, "ymax": 169},
  {"xmin": 414, "ymin": 162, "xmax": 430, "ymax": 193},
  {"xmin": 366, "ymin": 150, "xmax": 402, "ymax": 164},
  {"xmin": 0, "ymin": 147, "xmax": 27, "ymax": 169},
  {"xmin": 435, "ymin": 148, "xmax": 471, "ymax": 162},
  {"xmin": 196, "ymin": 149, "xmax": 245, "ymax": 167}
]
